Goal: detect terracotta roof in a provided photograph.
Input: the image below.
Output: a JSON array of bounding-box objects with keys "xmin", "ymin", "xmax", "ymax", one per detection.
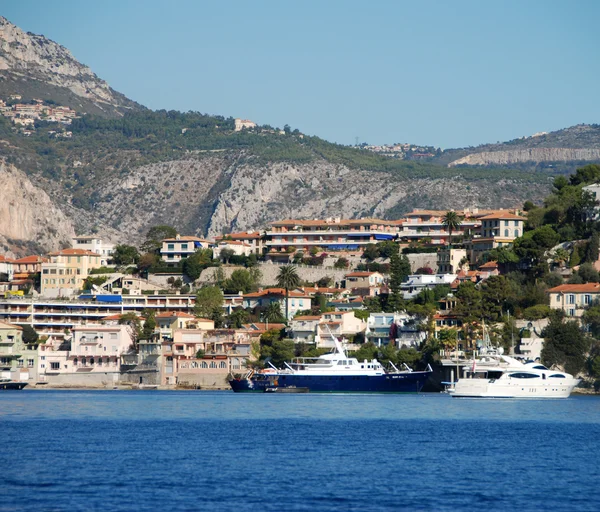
[
  {"xmin": 216, "ymin": 240, "xmax": 250, "ymax": 246},
  {"xmin": 48, "ymin": 248, "xmax": 101, "ymax": 257},
  {"xmin": 155, "ymin": 312, "xmax": 196, "ymax": 319},
  {"xmin": 270, "ymin": 218, "xmax": 398, "ymax": 227},
  {"xmin": 216, "ymin": 231, "xmax": 261, "ymax": 240},
  {"xmin": 345, "ymin": 272, "xmax": 377, "ymax": 278},
  {"xmin": 0, "ymin": 255, "xmax": 15, "ymax": 263},
  {"xmin": 244, "ymin": 288, "xmax": 311, "ymax": 298},
  {"xmin": 13, "ymin": 255, "xmax": 45, "ymax": 264},
  {"xmin": 162, "ymin": 236, "xmax": 210, "ymax": 243},
  {"xmin": 547, "ymin": 283, "xmax": 600, "ymax": 293},
  {"xmin": 479, "ymin": 261, "xmax": 499, "ymax": 269},
  {"xmin": 478, "ymin": 212, "xmax": 524, "ymax": 221},
  {"xmin": 242, "ymin": 322, "xmax": 286, "ymax": 331},
  {"xmin": 293, "ymin": 315, "xmax": 321, "ymax": 321}
]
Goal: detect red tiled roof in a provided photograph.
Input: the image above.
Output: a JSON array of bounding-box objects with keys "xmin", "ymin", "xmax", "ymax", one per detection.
[
  {"xmin": 345, "ymin": 272, "xmax": 376, "ymax": 278},
  {"xmin": 48, "ymin": 248, "xmax": 101, "ymax": 257},
  {"xmin": 478, "ymin": 212, "xmax": 524, "ymax": 221},
  {"xmin": 479, "ymin": 261, "xmax": 499, "ymax": 269},
  {"xmin": 13, "ymin": 255, "xmax": 45, "ymax": 264},
  {"xmin": 216, "ymin": 231, "xmax": 261, "ymax": 240},
  {"xmin": 547, "ymin": 283, "xmax": 600, "ymax": 293},
  {"xmin": 155, "ymin": 312, "xmax": 196, "ymax": 319},
  {"xmin": 0, "ymin": 255, "xmax": 15, "ymax": 263},
  {"xmin": 293, "ymin": 315, "xmax": 321, "ymax": 321},
  {"xmin": 244, "ymin": 288, "xmax": 311, "ymax": 298},
  {"xmin": 162, "ymin": 236, "xmax": 210, "ymax": 243}
]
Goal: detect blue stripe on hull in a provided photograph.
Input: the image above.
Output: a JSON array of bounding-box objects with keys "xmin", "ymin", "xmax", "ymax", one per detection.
[{"xmin": 230, "ymin": 372, "xmax": 431, "ymax": 393}]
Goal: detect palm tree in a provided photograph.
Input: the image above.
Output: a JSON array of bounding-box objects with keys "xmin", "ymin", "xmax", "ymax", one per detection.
[
  {"xmin": 263, "ymin": 302, "xmax": 285, "ymax": 324},
  {"xmin": 442, "ymin": 211, "xmax": 462, "ymax": 247},
  {"xmin": 276, "ymin": 265, "xmax": 300, "ymax": 322}
]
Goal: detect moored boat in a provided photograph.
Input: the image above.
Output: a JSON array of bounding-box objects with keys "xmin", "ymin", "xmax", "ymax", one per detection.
[
  {"xmin": 0, "ymin": 379, "xmax": 28, "ymax": 390},
  {"xmin": 447, "ymin": 355, "xmax": 580, "ymax": 398},
  {"xmin": 229, "ymin": 335, "xmax": 432, "ymax": 393}
]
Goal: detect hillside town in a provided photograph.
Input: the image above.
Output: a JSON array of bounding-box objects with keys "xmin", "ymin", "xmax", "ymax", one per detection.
[
  {"xmin": 0, "ymin": 95, "xmax": 77, "ymax": 136},
  {"xmin": 3, "ymin": 184, "xmax": 600, "ymax": 391}
]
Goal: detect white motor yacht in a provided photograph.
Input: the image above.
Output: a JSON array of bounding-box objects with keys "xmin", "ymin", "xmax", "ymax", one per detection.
[{"xmin": 447, "ymin": 355, "xmax": 580, "ymax": 398}]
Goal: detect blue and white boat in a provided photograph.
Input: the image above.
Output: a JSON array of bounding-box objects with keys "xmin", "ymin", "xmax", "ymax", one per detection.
[{"xmin": 229, "ymin": 335, "xmax": 432, "ymax": 393}]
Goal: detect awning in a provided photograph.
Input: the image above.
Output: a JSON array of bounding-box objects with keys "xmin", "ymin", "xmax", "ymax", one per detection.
[{"xmin": 374, "ymin": 234, "xmax": 395, "ymax": 240}]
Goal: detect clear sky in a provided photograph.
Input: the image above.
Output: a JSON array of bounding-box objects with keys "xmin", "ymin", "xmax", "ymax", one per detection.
[{"xmin": 2, "ymin": 0, "xmax": 599, "ymax": 148}]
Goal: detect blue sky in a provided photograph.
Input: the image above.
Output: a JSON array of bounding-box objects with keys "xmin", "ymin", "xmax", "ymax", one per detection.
[{"xmin": 2, "ymin": 0, "xmax": 599, "ymax": 148}]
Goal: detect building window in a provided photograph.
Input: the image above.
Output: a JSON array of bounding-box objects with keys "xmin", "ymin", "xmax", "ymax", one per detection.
[
  {"xmin": 17, "ymin": 359, "xmax": 24, "ymax": 368},
  {"xmin": 50, "ymin": 362, "xmax": 60, "ymax": 370},
  {"xmin": 567, "ymin": 295, "xmax": 575, "ymax": 304},
  {"xmin": 181, "ymin": 243, "xmax": 188, "ymax": 250},
  {"xmin": 569, "ymin": 309, "xmax": 575, "ymax": 316},
  {"xmin": 168, "ymin": 244, "xmax": 174, "ymax": 250},
  {"xmin": 514, "ymin": 230, "xmax": 519, "ymax": 237},
  {"xmin": 504, "ymin": 229, "xmax": 509, "ymax": 237},
  {"xmin": 504, "ymin": 220, "xmax": 509, "ymax": 226},
  {"xmin": 584, "ymin": 295, "xmax": 592, "ymax": 305},
  {"xmin": 27, "ymin": 359, "xmax": 34, "ymax": 368}
]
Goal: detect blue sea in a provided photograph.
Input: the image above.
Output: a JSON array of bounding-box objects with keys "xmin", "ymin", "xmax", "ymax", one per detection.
[{"xmin": 1, "ymin": 391, "xmax": 600, "ymax": 512}]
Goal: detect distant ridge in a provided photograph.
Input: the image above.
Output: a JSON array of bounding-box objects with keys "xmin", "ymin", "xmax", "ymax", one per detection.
[{"xmin": 0, "ymin": 16, "xmax": 143, "ymax": 117}]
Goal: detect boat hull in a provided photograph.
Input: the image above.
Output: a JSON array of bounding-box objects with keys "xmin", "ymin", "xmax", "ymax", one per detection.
[
  {"xmin": 449, "ymin": 377, "xmax": 580, "ymax": 398},
  {"xmin": 0, "ymin": 381, "xmax": 28, "ymax": 390},
  {"xmin": 230, "ymin": 371, "xmax": 431, "ymax": 393}
]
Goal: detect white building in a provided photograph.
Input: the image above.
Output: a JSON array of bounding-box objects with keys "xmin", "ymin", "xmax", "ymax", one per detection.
[
  {"xmin": 160, "ymin": 235, "xmax": 212, "ymax": 266},
  {"xmin": 401, "ymin": 273, "xmax": 457, "ymax": 300},
  {"xmin": 72, "ymin": 236, "xmax": 114, "ymax": 266}
]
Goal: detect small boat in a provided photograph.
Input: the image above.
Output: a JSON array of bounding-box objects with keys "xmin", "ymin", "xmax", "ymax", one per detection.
[
  {"xmin": 0, "ymin": 379, "xmax": 28, "ymax": 390},
  {"xmin": 264, "ymin": 386, "xmax": 310, "ymax": 393},
  {"xmin": 229, "ymin": 332, "xmax": 432, "ymax": 393},
  {"xmin": 447, "ymin": 355, "xmax": 580, "ymax": 398}
]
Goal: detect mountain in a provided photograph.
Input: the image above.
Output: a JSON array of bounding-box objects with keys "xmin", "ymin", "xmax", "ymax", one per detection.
[
  {"xmin": 0, "ymin": 17, "xmax": 597, "ymax": 255},
  {"xmin": 435, "ymin": 124, "xmax": 600, "ymax": 171},
  {"xmin": 0, "ymin": 17, "xmax": 142, "ymax": 117}
]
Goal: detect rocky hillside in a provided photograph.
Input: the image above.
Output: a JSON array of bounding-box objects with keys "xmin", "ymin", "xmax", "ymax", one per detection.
[
  {"xmin": 89, "ymin": 153, "xmax": 550, "ymax": 242},
  {"xmin": 0, "ymin": 17, "xmax": 594, "ymax": 254},
  {"xmin": 439, "ymin": 124, "xmax": 600, "ymax": 169},
  {"xmin": 449, "ymin": 148, "xmax": 600, "ymax": 167},
  {"xmin": 0, "ymin": 161, "xmax": 75, "ymax": 255},
  {"xmin": 0, "ymin": 17, "xmax": 141, "ymax": 117}
]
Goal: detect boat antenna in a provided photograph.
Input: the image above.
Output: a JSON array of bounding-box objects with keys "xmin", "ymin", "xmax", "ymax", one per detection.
[{"xmin": 325, "ymin": 324, "xmax": 346, "ymax": 356}]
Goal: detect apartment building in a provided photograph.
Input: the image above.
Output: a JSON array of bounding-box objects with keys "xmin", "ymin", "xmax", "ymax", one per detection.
[
  {"xmin": 160, "ymin": 235, "xmax": 212, "ymax": 265},
  {"xmin": 162, "ymin": 328, "xmax": 251, "ymax": 386},
  {"xmin": 469, "ymin": 212, "xmax": 524, "ymax": 264},
  {"xmin": 242, "ymin": 288, "xmax": 312, "ymax": 320},
  {"xmin": 266, "ymin": 217, "xmax": 400, "ymax": 254},
  {"xmin": 547, "ymin": 283, "xmax": 600, "ymax": 318},
  {"xmin": 72, "ymin": 236, "xmax": 114, "ymax": 266},
  {"xmin": 0, "ymin": 321, "xmax": 39, "ymax": 383},
  {"xmin": 399, "ymin": 210, "xmax": 481, "ymax": 245},
  {"xmin": 0, "ymin": 294, "xmax": 197, "ymax": 340},
  {"xmin": 41, "ymin": 248, "xmax": 103, "ymax": 297},
  {"xmin": 38, "ymin": 324, "xmax": 133, "ymax": 385},
  {"xmin": 215, "ymin": 231, "xmax": 265, "ymax": 254}
]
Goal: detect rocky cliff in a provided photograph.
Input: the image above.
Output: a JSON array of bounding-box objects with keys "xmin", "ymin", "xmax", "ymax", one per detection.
[
  {"xmin": 84, "ymin": 153, "xmax": 551, "ymax": 242},
  {"xmin": 448, "ymin": 148, "xmax": 600, "ymax": 167},
  {"xmin": 0, "ymin": 161, "xmax": 75, "ymax": 256},
  {"xmin": 0, "ymin": 17, "xmax": 140, "ymax": 116}
]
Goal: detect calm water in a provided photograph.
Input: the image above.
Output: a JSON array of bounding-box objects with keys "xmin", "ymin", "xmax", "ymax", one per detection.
[{"xmin": 1, "ymin": 391, "xmax": 600, "ymax": 512}]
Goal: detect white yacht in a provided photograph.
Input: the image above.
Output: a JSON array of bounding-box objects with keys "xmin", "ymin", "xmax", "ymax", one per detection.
[{"xmin": 447, "ymin": 354, "xmax": 580, "ymax": 398}]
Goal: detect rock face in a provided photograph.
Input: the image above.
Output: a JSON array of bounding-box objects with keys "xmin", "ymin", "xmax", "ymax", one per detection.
[
  {"xmin": 0, "ymin": 16, "xmax": 139, "ymax": 115},
  {"xmin": 0, "ymin": 161, "xmax": 75, "ymax": 255},
  {"xmin": 449, "ymin": 148, "xmax": 600, "ymax": 167},
  {"xmin": 87, "ymin": 153, "xmax": 550, "ymax": 242}
]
